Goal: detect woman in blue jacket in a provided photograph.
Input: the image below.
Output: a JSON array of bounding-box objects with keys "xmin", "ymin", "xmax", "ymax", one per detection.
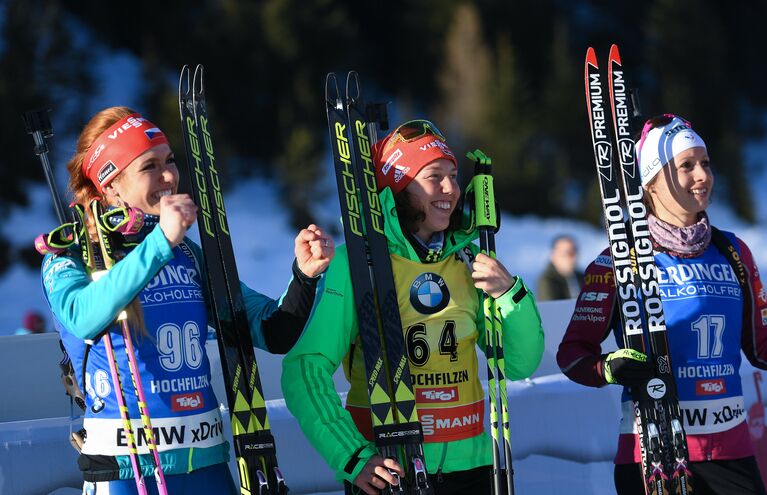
[{"xmin": 42, "ymin": 106, "xmax": 334, "ymax": 494}]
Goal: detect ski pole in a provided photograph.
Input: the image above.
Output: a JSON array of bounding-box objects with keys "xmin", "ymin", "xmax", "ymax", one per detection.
[
  {"xmin": 468, "ymin": 149, "xmax": 514, "ymax": 495},
  {"xmin": 75, "ymin": 201, "xmax": 149, "ymax": 495},
  {"xmin": 93, "ymin": 202, "xmax": 169, "ymax": 494}
]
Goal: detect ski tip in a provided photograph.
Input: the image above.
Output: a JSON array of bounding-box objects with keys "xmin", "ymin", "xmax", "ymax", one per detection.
[
  {"xmin": 345, "ymin": 71, "xmax": 361, "ymax": 101},
  {"xmin": 178, "ymin": 66, "xmax": 191, "ymax": 118},
  {"xmin": 325, "ymin": 73, "xmax": 340, "ymax": 102},
  {"xmin": 585, "ymin": 47, "xmax": 598, "ymax": 68},
  {"xmin": 609, "ymin": 44, "xmax": 622, "ymax": 64},
  {"xmin": 193, "ymin": 65, "xmax": 205, "ymax": 96}
]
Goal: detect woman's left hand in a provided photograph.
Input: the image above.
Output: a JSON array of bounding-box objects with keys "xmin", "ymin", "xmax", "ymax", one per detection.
[
  {"xmin": 295, "ymin": 224, "xmax": 335, "ymax": 278},
  {"xmin": 471, "ymin": 253, "xmax": 514, "ymax": 298}
]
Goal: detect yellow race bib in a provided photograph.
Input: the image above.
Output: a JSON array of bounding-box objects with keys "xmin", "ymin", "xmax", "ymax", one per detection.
[{"xmin": 346, "ymin": 251, "xmax": 484, "ymax": 443}]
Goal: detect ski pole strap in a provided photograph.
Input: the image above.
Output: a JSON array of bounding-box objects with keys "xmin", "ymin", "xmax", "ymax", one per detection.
[
  {"xmin": 466, "ymin": 150, "xmax": 497, "ymax": 230},
  {"xmin": 35, "ymin": 222, "xmax": 77, "ymax": 255},
  {"xmin": 101, "ymin": 206, "xmax": 146, "ymax": 236}
]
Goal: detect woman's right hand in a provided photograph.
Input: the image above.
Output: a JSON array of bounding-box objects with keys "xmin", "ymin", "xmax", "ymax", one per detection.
[
  {"xmin": 159, "ymin": 194, "xmax": 198, "ymax": 248},
  {"xmin": 353, "ymin": 456, "xmax": 404, "ymax": 495}
]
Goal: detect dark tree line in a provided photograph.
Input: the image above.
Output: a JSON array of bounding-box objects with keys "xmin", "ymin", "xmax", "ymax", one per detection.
[{"xmin": 1, "ymin": 0, "xmax": 764, "ymax": 273}]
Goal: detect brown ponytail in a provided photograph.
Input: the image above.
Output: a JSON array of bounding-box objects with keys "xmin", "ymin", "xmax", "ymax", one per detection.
[{"xmin": 67, "ymin": 106, "xmax": 148, "ymax": 337}]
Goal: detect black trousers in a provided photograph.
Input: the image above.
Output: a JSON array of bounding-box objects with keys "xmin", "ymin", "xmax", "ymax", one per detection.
[
  {"xmin": 345, "ymin": 465, "xmax": 494, "ymax": 495},
  {"xmin": 614, "ymin": 458, "xmax": 767, "ymax": 495}
]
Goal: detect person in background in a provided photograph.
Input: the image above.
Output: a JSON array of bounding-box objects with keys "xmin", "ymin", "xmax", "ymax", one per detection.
[
  {"xmin": 536, "ymin": 235, "xmax": 584, "ymax": 301},
  {"xmin": 43, "ymin": 106, "xmax": 335, "ymax": 494},
  {"xmin": 14, "ymin": 310, "xmax": 46, "ymax": 335}
]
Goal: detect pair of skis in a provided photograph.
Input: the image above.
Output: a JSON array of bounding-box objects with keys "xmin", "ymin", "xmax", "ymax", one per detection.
[
  {"xmin": 178, "ymin": 65, "xmax": 287, "ymax": 495},
  {"xmin": 23, "ymin": 111, "xmax": 168, "ymax": 495},
  {"xmin": 584, "ymin": 45, "xmax": 692, "ymax": 494},
  {"xmin": 325, "ymin": 71, "xmax": 431, "ymax": 494}
]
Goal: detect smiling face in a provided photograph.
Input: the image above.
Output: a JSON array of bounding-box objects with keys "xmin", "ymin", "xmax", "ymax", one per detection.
[
  {"xmin": 102, "ymin": 143, "xmax": 178, "ymax": 215},
  {"xmin": 403, "ymin": 158, "xmax": 460, "ymax": 242},
  {"xmin": 645, "ymin": 146, "xmax": 713, "ymax": 227}
]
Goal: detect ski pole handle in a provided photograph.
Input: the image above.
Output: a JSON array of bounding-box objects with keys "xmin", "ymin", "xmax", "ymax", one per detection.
[
  {"xmin": 69, "ymin": 203, "xmax": 95, "ymax": 270},
  {"xmin": 466, "ymin": 149, "xmax": 497, "ymax": 231}
]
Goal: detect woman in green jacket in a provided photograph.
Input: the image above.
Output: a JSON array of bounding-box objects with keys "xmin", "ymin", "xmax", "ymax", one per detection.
[{"xmin": 281, "ymin": 120, "xmax": 544, "ymax": 494}]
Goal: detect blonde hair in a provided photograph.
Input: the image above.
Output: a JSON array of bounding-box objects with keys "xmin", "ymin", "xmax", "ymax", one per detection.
[{"xmin": 67, "ymin": 106, "xmax": 148, "ymax": 336}]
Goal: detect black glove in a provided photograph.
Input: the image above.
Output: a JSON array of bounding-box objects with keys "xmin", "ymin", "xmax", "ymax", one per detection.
[{"xmin": 602, "ymin": 349, "xmax": 654, "ymax": 386}]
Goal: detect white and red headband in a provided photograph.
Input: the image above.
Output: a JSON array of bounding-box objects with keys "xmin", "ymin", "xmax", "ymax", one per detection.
[{"xmin": 82, "ymin": 113, "xmax": 169, "ymax": 193}]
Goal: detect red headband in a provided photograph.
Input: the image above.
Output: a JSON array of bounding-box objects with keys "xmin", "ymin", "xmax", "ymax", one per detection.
[
  {"xmin": 82, "ymin": 113, "xmax": 169, "ymax": 193},
  {"xmin": 372, "ymin": 133, "xmax": 457, "ymax": 194}
]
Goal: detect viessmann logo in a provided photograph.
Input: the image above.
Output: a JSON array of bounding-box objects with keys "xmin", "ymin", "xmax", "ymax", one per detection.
[
  {"xmin": 696, "ymin": 379, "xmax": 727, "ymax": 396},
  {"xmin": 171, "ymin": 392, "xmax": 204, "ymax": 412}
]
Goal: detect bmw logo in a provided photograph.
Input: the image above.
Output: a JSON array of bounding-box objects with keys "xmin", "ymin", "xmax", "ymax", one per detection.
[{"xmin": 410, "ymin": 272, "xmax": 450, "ymax": 314}]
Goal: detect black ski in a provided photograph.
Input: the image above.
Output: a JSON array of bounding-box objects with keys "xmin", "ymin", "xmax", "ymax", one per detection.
[
  {"xmin": 584, "ymin": 45, "xmax": 692, "ymax": 495},
  {"xmin": 178, "ymin": 65, "xmax": 286, "ymax": 495},
  {"xmin": 326, "ymin": 72, "xmax": 431, "ymax": 494},
  {"xmin": 606, "ymin": 44, "xmax": 692, "ymax": 495}
]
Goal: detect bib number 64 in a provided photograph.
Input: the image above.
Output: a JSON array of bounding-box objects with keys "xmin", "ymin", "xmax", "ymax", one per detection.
[{"xmin": 405, "ymin": 320, "xmax": 458, "ymax": 366}]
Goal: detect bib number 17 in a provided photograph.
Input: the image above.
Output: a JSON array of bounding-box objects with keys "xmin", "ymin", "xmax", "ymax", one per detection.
[{"xmin": 691, "ymin": 314, "xmax": 725, "ymax": 359}]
